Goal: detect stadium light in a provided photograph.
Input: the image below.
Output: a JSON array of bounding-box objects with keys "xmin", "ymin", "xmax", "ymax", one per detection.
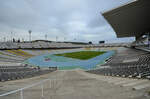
[
  {"xmin": 45, "ymin": 34, "xmax": 47, "ymax": 40},
  {"xmin": 64, "ymin": 37, "xmax": 66, "ymax": 41},
  {"xmin": 56, "ymin": 36, "xmax": 58, "ymax": 42},
  {"xmin": 28, "ymin": 30, "xmax": 32, "ymax": 42},
  {"xmin": 3, "ymin": 37, "xmax": 6, "ymax": 42},
  {"xmin": 11, "ymin": 32, "xmax": 13, "ymax": 42}
]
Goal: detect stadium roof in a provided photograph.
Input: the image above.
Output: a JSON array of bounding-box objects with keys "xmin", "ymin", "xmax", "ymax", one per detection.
[{"xmin": 102, "ymin": 0, "xmax": 150, "ymax": 38}]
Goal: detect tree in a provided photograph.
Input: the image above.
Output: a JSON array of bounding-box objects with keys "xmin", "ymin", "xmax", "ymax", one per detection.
[
  {"xmin": 89, "ymin": 41, "xmax": 92, "ymax": 44},
  {"xmin": 18, "ymin": 39, "xmax": 20, "ymax": 43},
  {"xmin": 99, "ymin": 41, "xmax": 105, "ymax": 44}
]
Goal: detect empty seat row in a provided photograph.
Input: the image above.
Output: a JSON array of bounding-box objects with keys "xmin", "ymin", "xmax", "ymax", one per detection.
[
  {"xmin": 0, "ymin": 66, "xmax": 57, "ymax": 82},
  {"xmin": 88, "ymin": 48, "xmax": 150, "ymax": 80}
]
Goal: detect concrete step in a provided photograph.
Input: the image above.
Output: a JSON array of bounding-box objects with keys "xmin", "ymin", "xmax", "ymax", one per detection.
[
  {"xmin": 132, "ymin": 83, "xmax": 150, "ymax": 90},
  {"xmin": 106, "ymin": 78, "xmax": 126, "ymax": 83},
  {"xmin": 114, "ymin": 79, "xmax": 137, "ymax": 85},
  {"xmin": 122, "ymin": 80, "xmax": 149, "ymax": 87}
]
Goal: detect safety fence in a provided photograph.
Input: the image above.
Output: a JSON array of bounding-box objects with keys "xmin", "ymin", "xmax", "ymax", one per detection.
[{"xmin": 0, "ymin": 78, "xmax": 62, "ymax": 99}]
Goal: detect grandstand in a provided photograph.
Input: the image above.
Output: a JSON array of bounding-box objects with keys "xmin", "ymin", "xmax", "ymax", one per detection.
[
  {"xmin": 0, "ymin": 41, "xmax": 86, "ymax": 49},
  {"xmin": 0, "ymin": 65, "xmax": 56, "ymax": 81},
  {"xmin": 88, "ymin": 47, "xmax": 150, "ymax": 78},
  {"xmin": 0, "ymin": 47, "xmax": 58, "ymax": 82},
  {"xmin": 102, "ymin": 0, "xmax": 150, "ymax": 49},
  {"xmin": 87, "ymin": 0, "xmax": 150, "ymax": 88}
]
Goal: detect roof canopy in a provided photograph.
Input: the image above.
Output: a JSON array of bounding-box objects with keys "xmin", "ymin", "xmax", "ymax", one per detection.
[{"xmin": 102, "ymin": 0, "xmax": 150, "ymax": 38}]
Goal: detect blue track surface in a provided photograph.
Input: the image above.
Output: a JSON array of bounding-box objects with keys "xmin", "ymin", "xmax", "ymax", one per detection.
[{"xmin": 24, "ymin": 50, "xmax": 114, "ymax": 70}]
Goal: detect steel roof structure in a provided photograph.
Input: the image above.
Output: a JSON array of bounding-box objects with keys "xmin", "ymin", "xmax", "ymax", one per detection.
[{"xmin": 102, "ymin": 0, "xmax": 150, "ymax": 38}]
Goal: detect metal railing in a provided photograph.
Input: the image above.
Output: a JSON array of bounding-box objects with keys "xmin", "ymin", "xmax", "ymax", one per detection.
[{"xmin": 0, "ymin": 78, "xmax": 61, "ymax": 99}]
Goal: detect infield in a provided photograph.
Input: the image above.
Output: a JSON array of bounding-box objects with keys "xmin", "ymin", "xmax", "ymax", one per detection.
[{"xmin": 55, "ymin": 51, "xmax": 106, "ymax": 60}]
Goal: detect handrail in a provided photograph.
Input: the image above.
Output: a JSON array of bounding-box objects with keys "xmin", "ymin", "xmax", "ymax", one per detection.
[{"xmin": 0, "ymin": 78, "xmax": 50, "ymax": 97}]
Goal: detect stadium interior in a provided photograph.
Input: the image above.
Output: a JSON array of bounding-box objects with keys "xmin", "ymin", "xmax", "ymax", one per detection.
[{"xmin": 0, "ymin": 0, "xmax": 150, "ymax": 99}]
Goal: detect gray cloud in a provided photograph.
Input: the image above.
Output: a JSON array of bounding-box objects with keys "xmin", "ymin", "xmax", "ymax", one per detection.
[{"xmin": 0, "ymin": 0, "xmax": 134, "ymax": 43}]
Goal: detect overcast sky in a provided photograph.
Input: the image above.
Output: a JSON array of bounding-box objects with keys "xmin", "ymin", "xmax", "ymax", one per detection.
[{"xmin": 0, "ymin": 0, "xmax": 134, "ymax": 43}]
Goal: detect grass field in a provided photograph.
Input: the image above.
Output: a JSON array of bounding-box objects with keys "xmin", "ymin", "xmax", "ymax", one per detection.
[{"xmin": 55, "ymin": 51, "xmax": 106, "ymax": 60}]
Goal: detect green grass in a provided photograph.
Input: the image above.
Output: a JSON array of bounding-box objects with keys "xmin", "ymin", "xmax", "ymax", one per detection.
[{"xmin": 55, "ymin": 51, "xmax": 106, "ymax": 60}]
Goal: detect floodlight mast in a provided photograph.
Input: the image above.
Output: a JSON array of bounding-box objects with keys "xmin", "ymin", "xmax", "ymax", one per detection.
[
  {"xmin": 28, "ymin": 30, "xmax": 32, "ymax": 42},
  {"xmin": 4, "ymin": 37, "xmax": 6, "ymax": 42},
  {"xmin": 11, "ymin": 32, "xmax": 13, "ymax": 42},
  {"xmin": 64, "ymin": 37, "xmax": 65, "ymax": 41},
  {"xmin": 45, "ymin": 34, "xmax": 47, "ymax": 40},
  {"xmin": 56, "ymin": 36, "xmax": 58, "ymax": 42}
]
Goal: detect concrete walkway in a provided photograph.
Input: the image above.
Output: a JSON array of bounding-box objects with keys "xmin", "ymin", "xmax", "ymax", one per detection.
[{"xmin": 0, "ymin": 70, "xmax": 150, "ymax": 99}]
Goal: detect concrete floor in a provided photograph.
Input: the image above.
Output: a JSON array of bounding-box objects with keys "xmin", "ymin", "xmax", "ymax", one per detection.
[{"xmin": 0, "ymin": 70, "xmax": 150, "ymax": 99}]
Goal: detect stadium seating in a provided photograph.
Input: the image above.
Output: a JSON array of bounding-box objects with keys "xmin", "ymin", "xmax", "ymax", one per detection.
[
  {"xmin": 0, "ymin": 65, "xmax": 57, "ymax": 81},
  {"xmin": 6, "ymin": 49, "xmax": 33, "ymax": 58},
  {"xmin": 87, "ymin": 48, "xmax": 150, "ymax": 80},
  {"xmin": 0, "ymin": 42, "xmax": 86, "ymax": 49}
]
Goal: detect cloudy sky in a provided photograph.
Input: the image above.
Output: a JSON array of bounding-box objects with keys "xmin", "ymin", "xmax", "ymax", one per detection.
[{"xmin": 0, "ymin": 0, "xmax": 134, "ymax": 43}]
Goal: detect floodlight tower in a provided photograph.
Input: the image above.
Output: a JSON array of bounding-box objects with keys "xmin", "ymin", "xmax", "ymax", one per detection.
[
  {"xmin": 28, "ymin": 30, "xmax": 32, "ymax": 42},
  {"xmin": 45, "ymin": 34, "xmax": 47, "ymax": 40},
  {"xmin": 4, "ymin": 37, "xmax": 6, "ymax": 42},
  {"xmin": 64, "ymin": 37, "xmax": 66, "ymax": 41},
  {"xmin": 10, "ymin": 32, "xmax": 13, "ymax": 42},
  {"xmin": 56, "ymin": 36, "xmax": 58, "ymax": 42},
  {"xmin": 74, "ymin": 32, "xmax": 77, "ymax": 42}
]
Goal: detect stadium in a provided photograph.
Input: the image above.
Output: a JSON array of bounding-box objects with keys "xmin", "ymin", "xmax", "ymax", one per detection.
[{"xmin": 0, "ymin": 0, "xmax": 150, "ymax": 99}]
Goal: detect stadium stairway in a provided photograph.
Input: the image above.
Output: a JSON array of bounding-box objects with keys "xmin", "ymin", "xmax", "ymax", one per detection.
[{"xmin": 0, "ymin": 70, "xmax": 149, "ymax": 99}]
